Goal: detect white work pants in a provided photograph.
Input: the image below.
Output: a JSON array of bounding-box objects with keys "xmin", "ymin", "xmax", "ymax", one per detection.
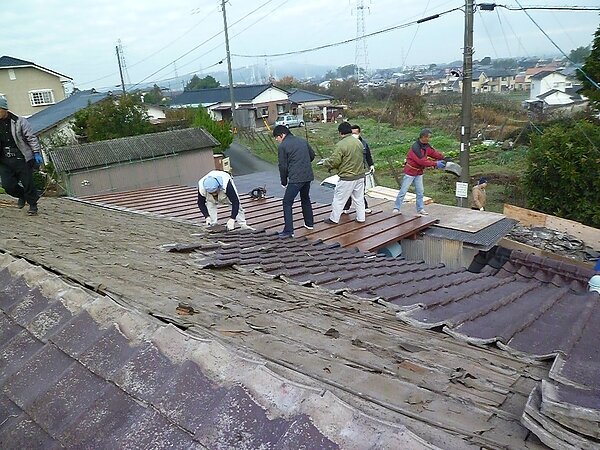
[
  {"xmin": 206, "ymin": 199, "xmax": 247, "ymax": 226},
  {"xmin": 330, "ymin": 178, "xmax": 365, "ymax": 223}
]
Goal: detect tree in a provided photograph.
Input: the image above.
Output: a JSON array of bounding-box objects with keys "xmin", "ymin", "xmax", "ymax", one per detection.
[
  {"xmin": 143, "ymin": 84, "xmax": 164, "ymax": 105},
  {"xmin": 276, "ymin": 75, "xmax": 301, "ymax": 90},
  {"xmin": 480, "ymin": 56, "xmax": 492, "ymax": 66},
  {"xmin": 338, "ymin": 64, "xmax": 357, "ymax": 79},
  {"xmin": 578, "ymin": 24, "xmax": 600, "ymax": 108},
  {"xmin": 524, "ymin": 120, "xmax": 600, "ymax": 227},
  {"xmin": 569, "ymin": 45, "xmax": 591, "ymax": 64},
  {"xmin": 192, "ymin": 107, "xmax": 233, "ymax": 152},
  {"xmin": 325, "ymin": 79, "xmax": 364, "ymax": 103},
  {"xmin": 72, "ymin": 94, "xmax": 153, "ymax": 142},
  {"xmin": 185, "ymin": 75, "xmax": 220, "ymax": 91}
]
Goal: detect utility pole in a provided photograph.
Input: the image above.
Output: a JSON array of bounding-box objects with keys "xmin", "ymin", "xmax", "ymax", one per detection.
[
  {"xmin": 458, "ymin": 0, "xmax": 474, "ymax": 207},
  {"xmin": 221, "ymin": 0, "xmax": 237, "ymax": 126},
  {"xmin": 116, "ymin": 45, "xmax": 126, "ymax": 94}
]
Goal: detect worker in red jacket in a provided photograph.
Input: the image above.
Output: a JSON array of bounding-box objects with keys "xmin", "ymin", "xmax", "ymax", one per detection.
[{"xmin": 393, "ymin": 128, "xmax": 445, "ymax": 216}]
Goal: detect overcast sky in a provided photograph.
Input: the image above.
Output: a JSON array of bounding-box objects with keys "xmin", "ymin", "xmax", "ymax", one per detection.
[{"xmin": 3, "ymin": 0, "xmax": 598, "ymax": 91}]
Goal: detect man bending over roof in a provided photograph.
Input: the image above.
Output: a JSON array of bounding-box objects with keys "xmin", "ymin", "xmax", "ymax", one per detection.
[{"xmin": 197, "ymin": 170, "xmax": 255, "ymax": 231}]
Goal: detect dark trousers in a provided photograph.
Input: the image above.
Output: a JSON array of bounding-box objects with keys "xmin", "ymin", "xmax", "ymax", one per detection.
[
  {"xmin": 0, "ymin": 157, "xmax": 39, "ymax": 206},
  {"xmin": 282, "ymin": 181, "xmax": 313, "ymax": 233}
]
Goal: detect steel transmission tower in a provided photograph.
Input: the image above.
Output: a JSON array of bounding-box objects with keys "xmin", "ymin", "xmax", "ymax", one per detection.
[{"xmin": 353, "ymin": 0, "xmax": 370, "ymax": 81}]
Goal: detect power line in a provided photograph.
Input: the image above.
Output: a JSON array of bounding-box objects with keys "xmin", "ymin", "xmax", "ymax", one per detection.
[
  {"xmin": 232, "ymin": 5, "xmax": 464, "ymax": 58},
  {"xmin": 126, "ymin": 0, "xmax": 279, "ymax": 91}
]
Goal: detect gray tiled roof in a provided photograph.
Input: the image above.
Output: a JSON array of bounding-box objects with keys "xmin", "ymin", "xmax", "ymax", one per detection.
[
  {"xmin": 0, "ymin": 55, "xmax": 34, "ymax": 67},
  {"xmin": 287, "ymin": 88, "xmax": 333, "ymax": 103},
  {"xmin": 49, "ymin": 128, "xmax": 220, "ymax": 173},
  {"xmin": 0, "ymin": 55, "xmax": 72, "ymax": 80},
  {"xmin": 170, "ymin": 84, "xmax": 278, "ymax": 107},
  {"xmin": 0, "ymin": 253, "xmax": 415, "ymax": 449},
  {"xmin": 28, "ymin": 89, "xmax": 111, "ymax": 134}
]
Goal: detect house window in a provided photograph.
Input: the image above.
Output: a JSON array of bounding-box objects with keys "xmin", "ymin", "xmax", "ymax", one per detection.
[
  {"xmin": 8, "ymin": 69, "xmax": 16, "ymax": 80},
  {"xmin": 277, "ymin": 104, "xmax": 285, "ymax": 114},
  {"xmin": 29, "ymin": 89, "xmax": 55, "ymax": 107},
  {"xmin": 258, "ymin": 107, "xmax": 269, "ymax": 117}
]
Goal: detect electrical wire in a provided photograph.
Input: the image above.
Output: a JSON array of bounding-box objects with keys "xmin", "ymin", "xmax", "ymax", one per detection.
[
  {"xmin": 495, "ymin": 8, "xmax": 512, "ymax": 57},
  {"xmin": 512, "ymin": 0, "xmax": 600, "ymax": 90},
  {"xmin": 232, "ymin": 5, "xmax": 464, "ymax": 59},
  {"xmin": 126, "ymin": 0, "xmax": 279, "ymax": 91},
  {"xmin": 477, "ymin": 9, "xmax": 499, "ymax": 57},
  {"xmin": 79, "ymin": 6, "xmax": 220, "ymax": 87}
]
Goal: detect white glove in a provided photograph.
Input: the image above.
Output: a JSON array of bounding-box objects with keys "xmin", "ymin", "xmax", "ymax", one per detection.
[
  {"xmin": 479, "ymin": 207, "xmax": 484, "ymax": 211},
  {"xmin": 205, "ymin": 217, "xmax": 213, "ymax": 226},
  {"xmin": 316, "ymin": 159, "xmax": 325, "ymax": 166},
  {"xmin": 226, "ymin": 218, "xmax": 235, "ymax": 231},
  {"xmin": 369, "ymin": 165, "xmax": 375, "ymax": 174}
]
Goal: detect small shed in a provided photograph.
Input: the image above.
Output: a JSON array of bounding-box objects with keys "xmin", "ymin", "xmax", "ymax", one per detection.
[{"xmin": 49, "ymin": 128, "xmax": 219, "ymax": 197}]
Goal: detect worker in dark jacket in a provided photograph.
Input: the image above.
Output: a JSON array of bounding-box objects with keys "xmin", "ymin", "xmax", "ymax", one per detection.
[
  {"xmin": 274, "ymin": 125, "xmax": 315, "ymax": 238},
  {"xmin": 343, "ymin": 124, "xmax": 374, "ymax": 214},
  {"xmin": 393, "ymin": 128, "xmax": 445, "ymax": 216},
  {"xmin": 0, "ymin": 96, "xmax": 43, "ymax": 215}
]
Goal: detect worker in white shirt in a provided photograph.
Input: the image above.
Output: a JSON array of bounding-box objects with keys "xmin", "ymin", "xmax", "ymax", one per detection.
[{"xmin": 197, "ymin": 170, "xmax": 254, "ymax": 231}]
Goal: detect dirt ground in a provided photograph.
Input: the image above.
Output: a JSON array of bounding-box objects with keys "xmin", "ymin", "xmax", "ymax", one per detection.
[{"xmin": 0, "ymin": 194, "xmax": 549, "ymax": 449}]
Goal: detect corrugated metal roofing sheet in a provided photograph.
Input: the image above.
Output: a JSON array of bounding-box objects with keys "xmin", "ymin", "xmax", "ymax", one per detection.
[
  {"xmin": 49, "ymin": 128, "xmax": 219, "ymax": 173},
  {"xmin": 423, "ymin": 218, "xmax": 518, "ymax": 249},
  {"xmin": 78, "ymin": 185, "xmax": 437, "ymax": 253}
]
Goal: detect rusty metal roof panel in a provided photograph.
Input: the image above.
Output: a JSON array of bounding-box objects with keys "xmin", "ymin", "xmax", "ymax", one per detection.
[{"xmin": 77, "ymin": 185, "xmax": 437, "ymax": 253}]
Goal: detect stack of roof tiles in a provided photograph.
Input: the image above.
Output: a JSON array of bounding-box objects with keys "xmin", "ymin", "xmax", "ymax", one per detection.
[
  {"xmin": 187, "ymin": 232, "xmax": 600, "ymax": 449},
  {"xmin": 1, "ymin": 253, "xmax": 422, "ymax": 449}
]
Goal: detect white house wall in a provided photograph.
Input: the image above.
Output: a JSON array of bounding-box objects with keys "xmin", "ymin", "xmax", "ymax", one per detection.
[
  {"xmin": 530, "ymin": 73, "xmax": 570, "ymax": 99},
  {"xmin": 544, "ymin": 92, "xmax": 573, "ymax": 106},
  {"xmin": 253, "ymin": 87, "xmax": 289, "ymax": 104}
]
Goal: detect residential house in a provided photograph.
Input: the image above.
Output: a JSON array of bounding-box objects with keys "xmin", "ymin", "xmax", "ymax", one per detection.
[
  {"xmin": 170, "ymin": 84, "xmax": 291, "ymax": 130},
  {"xmin": 0, "ymin": 55, "xmax": 72, "ymax": 117},
  {"xmin": 524, "ymin": 86, "xmax": 587, "ymax": 117},
  {"xmin": 48, "ymin": 128, "xmax": 219, "ymax": 197},
  {"xmin": 471, "ymin": 70, "xmax": 489, "ymax": 93},
  {"xmin": 286, "ymin": 88, "xmax": 334, "ymax": 122},
  {"xmin": 514, "ymin": 72, "xmax": 529, "ymax": 91},
  {"xmin": 28, "ymin": 89, "xmax": 111, "ymax": 146},
  {"xmin": 529, "ymin": 70, "xmax": 571, "ymax": 100},
  {"xmin": 29, "ymin": 89, "xmax": 168, "ymax": 149},
  {"xmin": 485, "ymin": 69, "xmax": 517, "ymax": 92}
]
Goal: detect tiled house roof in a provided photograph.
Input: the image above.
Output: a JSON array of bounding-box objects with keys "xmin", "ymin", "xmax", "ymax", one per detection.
[
  {"xmin": 0, "ymin": 253, "xmax": 415, "ymax": 449},
  {"xmin": 28, "ymin": 89, "xmax": 112, "ymax": 134},
  {"xmin": 49, "ymin": 128, "xmax": 219, "ymax": 173}
]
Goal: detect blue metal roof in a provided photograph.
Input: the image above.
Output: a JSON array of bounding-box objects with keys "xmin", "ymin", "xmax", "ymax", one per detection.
[{"xmin": 28, "ymin": 89, "xmax": 111, "ymax": 134}]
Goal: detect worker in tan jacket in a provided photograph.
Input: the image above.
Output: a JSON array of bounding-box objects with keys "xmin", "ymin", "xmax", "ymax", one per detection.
[{"xmin": 471, "ymin": 177, "xmax": 487, "ymax": 210}]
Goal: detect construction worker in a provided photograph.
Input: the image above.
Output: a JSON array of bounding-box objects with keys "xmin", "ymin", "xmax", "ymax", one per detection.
[
  {"xmin": 197, "ymin": 170, "xmax": 254, "ymax": 231},
  {"xmin": 471, "ymin": 177, "xmax": 488, "ymax": 211}
]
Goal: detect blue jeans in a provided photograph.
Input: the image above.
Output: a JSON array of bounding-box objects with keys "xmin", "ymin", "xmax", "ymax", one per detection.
[
  {"xmin": 394, "ymin": 174, "xmax": 424, "ymax": 212},
  {"xmin": 282, "ymin": 181, "xmax": 313, "ymax": 233}
]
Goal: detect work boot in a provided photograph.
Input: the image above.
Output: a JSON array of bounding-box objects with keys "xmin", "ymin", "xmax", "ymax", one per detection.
[
  {"xmin": 17, "ymin": 198, "xmax": 26, "ymax": 209},
  {"xmin": 27, "ymin": 205, "xmax": 38, "ymax": 216}
]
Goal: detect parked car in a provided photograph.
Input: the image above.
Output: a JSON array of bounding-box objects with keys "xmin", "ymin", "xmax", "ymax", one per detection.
[{"xmin": 274, "ymin": 114, "xmax": 304, "ymax": 128}]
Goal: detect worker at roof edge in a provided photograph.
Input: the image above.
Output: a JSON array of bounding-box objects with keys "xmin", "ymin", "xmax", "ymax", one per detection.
[
  {"xmin": 197, "ymin": 170, "xmax": 255, "ymax": 231},
  {"xmin": 393, "ymin": 128, "xmax": 446, "ymax": 216},
  {"xmin": 0, "ymin": 96, "xmax": 44, "ymax": 216}
]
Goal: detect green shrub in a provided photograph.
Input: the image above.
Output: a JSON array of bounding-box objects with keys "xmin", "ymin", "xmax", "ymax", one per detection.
[
  {"xmin": 525, "ymin": 120, "xmax": 600, "ymax": 227},
  {"xmin": 192, "ymin": 107, "xmax": 233, "ymax": 152}
]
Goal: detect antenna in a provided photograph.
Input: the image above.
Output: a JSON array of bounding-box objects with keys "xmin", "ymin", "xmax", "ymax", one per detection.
[{"xmin": 353, "ymin": 0, "xmax": 371, "ymax": 82}]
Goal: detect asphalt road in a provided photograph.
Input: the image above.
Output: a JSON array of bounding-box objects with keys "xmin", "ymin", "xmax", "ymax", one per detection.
[{"xmin": 225, "ymin": 141, "xmax": 276, "ymax": 176}]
